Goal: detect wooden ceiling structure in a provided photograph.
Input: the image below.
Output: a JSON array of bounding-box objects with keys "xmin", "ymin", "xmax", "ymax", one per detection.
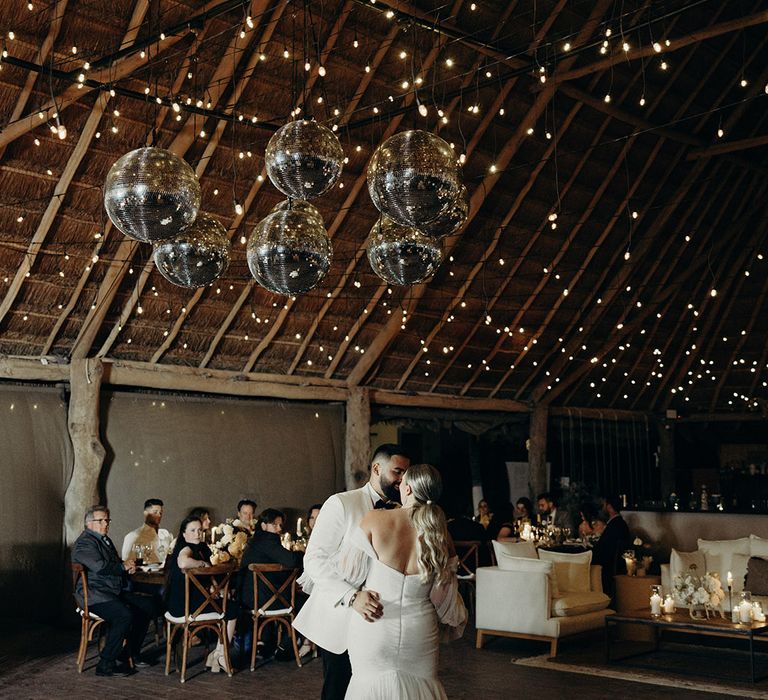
[{"xmin": 0, "ymin": 0, "xmax": 766, "ymax": 417}]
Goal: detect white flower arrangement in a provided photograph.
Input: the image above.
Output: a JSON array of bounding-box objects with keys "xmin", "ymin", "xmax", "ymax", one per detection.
[
  {"xmin": 209, "ymin": 519, "xmax": 250, "ymax": 565},
  {"xmin": 672, "ymin": 566, "xmax": 726, "ymax": 618}
]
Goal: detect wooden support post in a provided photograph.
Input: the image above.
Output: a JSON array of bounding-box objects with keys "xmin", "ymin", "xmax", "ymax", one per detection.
[
  {"xmin": 345, "ymin": 387, "xmax": 371, "ymax": 492},
  {"xmin": 63, "ymin": 359, "xmax": 106, "ymax": 546},
  {"xmin": 655, "ymin": 416, "xmax": 676, "ymax": 499},
  {"xmin": 529, "ymin": 403, "xmax": 549, "ymax": 496}
]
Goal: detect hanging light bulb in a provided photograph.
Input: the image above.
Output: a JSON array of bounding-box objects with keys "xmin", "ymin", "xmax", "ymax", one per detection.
[{"xmin": 56, "ymin": 123, "xmax": 67, "ymax": 139}]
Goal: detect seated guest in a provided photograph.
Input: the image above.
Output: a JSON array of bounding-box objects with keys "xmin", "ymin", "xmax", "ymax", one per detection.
[
  {"xmin": 536, "ymin": 492, "xmax": 569, "ymax": 529},
  {"xmin": 165, "ymin": 515, "xmax": 236, "ymax": 672},
  {"xmin": 475, "ymin": 499, "xmax": 493, "ymax": 528},
  {"xmin": 187, "ymin": 507, "xmax": 213, "ymax": 543},
  {"xmin": 121, "ymin": 498, "xmax": 173, "ymax": 564},
  {"xmin": 235, "ymin": 498, "xmax": 257, "ymax": 534},
  {"xmin": 239, "ymin": 509, "xmax": 304, "ymax": 657},
  {"xmin": 306, "ymin": 504, "xmax": 322, "ymax": 538},
  {"xmin": 73, "ymin": 505, "xmax": 154, "ymax": 676},
  {"xmin": 515, "ymin": 497, "xmax": 534, "ymax": 523},
  {"xmin": 577, "ymin": 502, "xmax": 599, "ymax": 538},
  {"xmin": 489, "ymin": 502, "xmax": 516, "ymax": 540},
  {"xmin": 447, "ymin": 506, "xmax": 490, "ymax": 567},
  {"xmin": 591, "ymin": 495, "xmax": 631, "ymax": 598}
]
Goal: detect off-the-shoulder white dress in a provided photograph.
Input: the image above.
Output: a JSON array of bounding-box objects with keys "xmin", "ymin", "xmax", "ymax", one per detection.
[{"xmin": 336, "ymin": 527, "xmax": 467, "ymax": 699}]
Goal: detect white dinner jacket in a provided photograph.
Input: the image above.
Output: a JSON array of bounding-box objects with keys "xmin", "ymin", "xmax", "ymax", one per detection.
[{"xmin": 293, "ymin": 484, "xmax": 377, "ymax": 653}]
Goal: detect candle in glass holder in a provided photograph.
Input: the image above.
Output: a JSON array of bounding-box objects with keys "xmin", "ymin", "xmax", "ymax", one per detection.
[
  {"xmin": 663, "ymin": 595, "xmax": 675, "ymax": 614},
  {"xmin": 740, "ymin": 591, "xmax": 753, "ymax": 623},
  {"xmin": 753, "ymin": 602, "xmax": 766, "ymax": 623},
  {"xmin": 650, "ymin": 585, "xmax": 662, "ymax": 617}
]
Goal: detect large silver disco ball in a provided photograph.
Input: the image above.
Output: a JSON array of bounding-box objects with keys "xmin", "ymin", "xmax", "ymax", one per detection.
[
  {"xmin": 420, "ymin": 184, "xmax": 469, "ymax": 239},
  {"xmin": 104, "ymin": 147, "xmax": 201, "ymax": 243},
  {"xmin": 153, "ymin": 213, "xmax": 230, "ymax": 288},
  {"xmin": 367, "ymin": 217, "xmax": 443, "ymax": 285},
  {"xmin": 367, "ymin": 130, "xmax": 461, "ymax": 228},
  {"xmin": 270, "ymin": 197, "xmax": 324, "ymax": 224},
  {"xmin": 247, "ymin": 209, "xmax": 332, "ymax": 294},
  {"xmin": 265, "ymin": 120, "xmax": 344, "ymax": 199}
]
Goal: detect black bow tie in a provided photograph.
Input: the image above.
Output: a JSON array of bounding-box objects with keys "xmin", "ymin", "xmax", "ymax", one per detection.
[{"xmin": 374, "ymin": 500, "xmax": 397, "ymax": 510}]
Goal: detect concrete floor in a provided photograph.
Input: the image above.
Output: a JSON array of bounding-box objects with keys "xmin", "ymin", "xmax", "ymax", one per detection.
[{"xmin": 0, "ymin": 620, "xmax": 739, "ymax": 699}]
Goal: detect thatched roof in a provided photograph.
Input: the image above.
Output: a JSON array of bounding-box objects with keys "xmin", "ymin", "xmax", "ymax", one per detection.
[{"xmin": 0, "ymin": 0, "xmax": 766, "ymax": 414}]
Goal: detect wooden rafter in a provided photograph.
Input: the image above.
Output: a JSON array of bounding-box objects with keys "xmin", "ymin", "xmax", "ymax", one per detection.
[
  {"xmin": 345, "ymin": 0, "xmax": 615, "ymax": 388},
  {"xmin": 688, "ymin": 134, "xmax": 768, "ymax": 160},
  {"xmin": 0, "ymin": 0, "xmax": 151, "ymax": 329},
  {"xmin": 71, "ymin": 2, "xmax": 276, "ymax": 359}
]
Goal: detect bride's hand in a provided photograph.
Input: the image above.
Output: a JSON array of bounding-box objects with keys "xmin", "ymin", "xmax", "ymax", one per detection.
[{"xmin": 352, "ymin": 590, "xmax": 383, "ymax": 622}]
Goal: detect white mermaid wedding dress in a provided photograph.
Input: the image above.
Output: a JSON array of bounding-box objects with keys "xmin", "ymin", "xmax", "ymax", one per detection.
[{"xmin": 336, "ymin": 528, "xmax": 467, "ymax": 699}]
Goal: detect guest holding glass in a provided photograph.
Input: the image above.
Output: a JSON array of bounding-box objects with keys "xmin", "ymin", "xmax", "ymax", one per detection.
[{"xmin": 165, "ymin": 515, "xmax": 236, "ymax": 672}]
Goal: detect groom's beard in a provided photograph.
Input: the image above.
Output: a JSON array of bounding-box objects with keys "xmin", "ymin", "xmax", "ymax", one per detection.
[{"xmin": 380, "ymin": 477, "xmax": 401, "ymax": 503}]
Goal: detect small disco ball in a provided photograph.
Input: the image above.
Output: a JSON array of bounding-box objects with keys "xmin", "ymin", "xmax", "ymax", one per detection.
[
  {"xmin": 247, "ymin": 209, "xmax": 332, "ymax": 294},
  {"xmin": 265, "ymin": 120, "xmax": 344, "ymax": 199},
  {"xmin": 420, "ymin": 184, "xmax": 469, "ymax": 239},
  {"xmin": 367, "ymin": 129, "xmax": 461, "ymax": 228},
  {"xmin": 104, "ymin": 146, "xmax": 201, "ymax": 243},
  {"xmin": 367, "ymin": 216, "xmax": 443, "ymax": 285},
  {"xmin": 153, "ymin": 213, "xmax": 230, "ymax": 288},
  {"xmin": 270, "ymin": 197, "xmax": 324, "ymax": 224}
]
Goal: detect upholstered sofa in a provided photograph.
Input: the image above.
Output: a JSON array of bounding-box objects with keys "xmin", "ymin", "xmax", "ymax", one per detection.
[
  {"xmin": 475, "ymin": 541, "xmax": 614, "ymax": 657},
  {"xmin": 660, "ymin": 534, "xmax": 768, "ymax": 612}
]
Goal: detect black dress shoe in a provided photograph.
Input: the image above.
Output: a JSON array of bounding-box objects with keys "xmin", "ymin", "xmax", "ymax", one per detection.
[
  {"xmin": 95, "ymin": 661, "xmax": 136, "ymax": 677},
  {"xmin": 132, "ymin": 657, "xmax": 152, "ymax": 668}
]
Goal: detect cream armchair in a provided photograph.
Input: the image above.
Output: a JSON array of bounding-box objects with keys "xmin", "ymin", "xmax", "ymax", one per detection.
[{"xmin": 475, "ymin": 553, "xmax": 613, "ymax": 657}]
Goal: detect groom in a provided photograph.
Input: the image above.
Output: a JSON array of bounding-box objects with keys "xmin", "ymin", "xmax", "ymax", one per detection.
[{"xmin": 294, "ymin": 444, "xmax": 411, "ymax": 699}]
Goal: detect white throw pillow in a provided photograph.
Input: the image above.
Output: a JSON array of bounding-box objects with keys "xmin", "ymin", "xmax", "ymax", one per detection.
[
  {"xmin": 551, "ymin": 591, "xmax": 610, "ymax": 618},
  {"xmin": 698, "ymin": 538, "xmax": 750, "ymax": 591},
  {"xmin": 670, "ymin": 549, "xmax": 706, "ymax": 580},
  {"xmin": 538, "ymin": 549, "xmax": 592, "ymax": 593},
  {"xmin": 494, "ymin": 554, "xmax": 559, "ymax": 597},
  {"xmin": 750, "ymin": 535, "xmax": 768, "ymax": 559},
  {"xmin": 492, "ymin": 539, "xmax": 538, "ymax": 562}
]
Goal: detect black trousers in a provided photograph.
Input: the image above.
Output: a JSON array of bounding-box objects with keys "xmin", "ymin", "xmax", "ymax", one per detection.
[
  {"xmin": 89, "ymin": 592, "xmax": 154, "ymax": 663},
  {"xmin": 321, "ymin": 647, "xmax": 352, "ymax": 700}
]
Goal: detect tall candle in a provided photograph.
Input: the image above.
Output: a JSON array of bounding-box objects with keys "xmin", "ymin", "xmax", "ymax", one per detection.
[
  {"xmin": 650, "ymin": 592, "xmax": 662, "ymax": 616},
  {"xmin": 663, "ymin": 595, "xmax": 675, "ymax": 614},
  {"xmin": 296, "ymin": 517, "xmax": 303, "ymax": 536},
  {"xmin": 727, "ymin": 570, "xmax": 733, "ymax": 587}
]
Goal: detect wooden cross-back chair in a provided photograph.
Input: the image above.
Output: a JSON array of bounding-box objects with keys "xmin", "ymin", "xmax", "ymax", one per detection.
[
  {"xmin": 247, "ymin": 563, "xmax": 302, "ymax": 671},
  {"xmin": 71, "ymin": 563, "xmax": 106, "ymax": 673},
  {"xmin": 164, "ymin": 564, "xmax": 234, "ymax": 683},
  {"xmin": 453, "ymin": 541, "xmax": 481, "ymax": 616}
]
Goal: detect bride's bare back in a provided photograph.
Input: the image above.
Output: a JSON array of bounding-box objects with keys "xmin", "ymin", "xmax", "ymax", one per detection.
[{"xmin": 360, "ymin": 508, "xmax": 420, "ymax": 575}]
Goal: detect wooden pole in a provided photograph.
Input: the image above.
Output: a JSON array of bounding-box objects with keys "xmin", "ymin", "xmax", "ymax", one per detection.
[
  {"xmin": 63, "ymin": 359, "xmax": 106, "ymax": 546},
  {"xmin": 345, "ymin": 387, "xmax": 371, "ymax": 492},
  {"xmin": 529, "ymin": 404, "xmax": 549, "ymax": 497}
]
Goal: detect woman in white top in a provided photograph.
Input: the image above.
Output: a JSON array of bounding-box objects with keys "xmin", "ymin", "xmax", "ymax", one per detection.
[{"xmin": 335, "ymin": 463, "xmax": 467, "ymax": 699}]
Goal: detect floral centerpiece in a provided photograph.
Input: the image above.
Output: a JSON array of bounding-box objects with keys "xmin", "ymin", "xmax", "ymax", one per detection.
[
  {"xmin": 209, "ymin": 519, "xmax": 250, "ymax": 565},
  {"xmin": 672, "ymin": 565, "xmax": 726, "ymax": 619}
]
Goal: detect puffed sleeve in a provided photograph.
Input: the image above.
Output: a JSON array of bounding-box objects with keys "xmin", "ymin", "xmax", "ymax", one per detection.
[
  {"xmin": 429, "ymin": 556, "xmax": 467, "ymax": 641},
  {"xmin": 331, "ymin": 527, "xmax": 374, "ymax": 589}
]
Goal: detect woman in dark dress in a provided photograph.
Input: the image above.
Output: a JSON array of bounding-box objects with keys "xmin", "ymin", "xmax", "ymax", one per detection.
[{"xmin": 165, "ymin": 515, "xmax": 233, "ymax": 672}]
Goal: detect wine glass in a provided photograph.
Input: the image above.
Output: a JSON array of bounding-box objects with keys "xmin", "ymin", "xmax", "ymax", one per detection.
[{"xmin": 132, "ymin": 543, "xmax": 144, "ymax": 567}]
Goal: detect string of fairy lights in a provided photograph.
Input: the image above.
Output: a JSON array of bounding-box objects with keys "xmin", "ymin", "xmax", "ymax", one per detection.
[{"xmin": 0, "ymin": 0, "xmax": 766, "ymax": 411}]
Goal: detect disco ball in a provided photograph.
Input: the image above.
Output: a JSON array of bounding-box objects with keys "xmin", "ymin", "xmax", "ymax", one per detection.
[
  {"xmin": 153, "ymin": 213, "xmax": 230, "ymax": 288},
  {"xmin": 265, "ymin": 120, "xmax": 344, "ymax": 199},
  {"xmin": 367, "ymin": 130, "xmax": 461, "ymax": 228},
  {"xmin": 420, "ymin": 184, "xmax": 469, "ymax": 239},
  {"xmin": 367, "ymin": 217, "xmax": 443, "ymax": 285},
  {"xmin": 104, "ymin": 146, "xmax": 201, "ymax": 243},
  {"xmin": 270, "ymin": 197, "xmax": 324, "ymax": 224},
  {"xmin": 247, "ymin": 209, "xmax": 332, "ymax": 294}
]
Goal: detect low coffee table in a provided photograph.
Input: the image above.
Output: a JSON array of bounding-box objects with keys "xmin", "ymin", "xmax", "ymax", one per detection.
[{"xmin": 605, "ymin": 610, "xmax": 768, "ymax": 683}]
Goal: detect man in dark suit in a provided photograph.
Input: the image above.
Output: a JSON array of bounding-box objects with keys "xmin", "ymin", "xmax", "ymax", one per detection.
[
  {"xmin": 590, "ymin": 495, "xmax": 631, "ymax": 599},
  {"xmin": 72, "ymin": 505, "xmax": 153, "ymax": 676},
  {"xmin": 239, "ymin": 508, "xmax": 304, "ymax": 658}
]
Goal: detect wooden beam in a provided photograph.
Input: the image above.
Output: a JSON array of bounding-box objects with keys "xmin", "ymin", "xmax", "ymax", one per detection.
[
  {"xmin": 549, "ymin": 406, "xmax": 649, "ymax": 421},
  {"xmin": 63, "ymin": 359, "xmax": 106, "ymax": 545},
  {"xmin": 548, "ymin": 10, "xmax": 768, "ymax": 88},
  {"xmin": 0, "ymin": 356, "xmax": 69, "ymax": 382},
  {"xmin": 368, "ymin": 388, "xmax": 529, "ymax": 413},
  {"xmin": 528, "ymin": 403, "xmax": 548, "ymax": 495},
  {"xmin": 688, "ymin": 133, "xmax": 768, "ymax": 160},
  {"xmin": 345, "ymin": 387, "xmax": 371, "ymax": 490}
]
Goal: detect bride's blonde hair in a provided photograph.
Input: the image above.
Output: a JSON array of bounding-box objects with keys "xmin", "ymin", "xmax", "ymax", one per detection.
[{"xmin": 405, "ymin": 464, "xmax": 450, "ymax": 585}]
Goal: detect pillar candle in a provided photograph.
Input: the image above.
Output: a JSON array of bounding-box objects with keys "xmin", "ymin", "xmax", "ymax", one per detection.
[
  {"xmin": 296, "ymin": 517, "xmax": 303, "ymax": 536},
  {"xmin": 663, "ymin": 595, "xmax": 675, "ymax": 614},
  {"xmin": 740, "ymin": 601, "xmax": 753, "ymax": 623},
  {"xmin": 650, "ymin": 592, "xmax": 662, "ymax": 616}
]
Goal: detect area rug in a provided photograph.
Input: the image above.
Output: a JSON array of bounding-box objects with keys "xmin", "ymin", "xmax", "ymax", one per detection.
[{"xmin": 513, "ymin": 643, "xmax": 768, "ymax": 698}]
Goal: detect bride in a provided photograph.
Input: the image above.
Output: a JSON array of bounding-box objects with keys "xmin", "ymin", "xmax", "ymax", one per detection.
[{"xmin": 335, "ymin": 463, "xmax": 467, "ymax": 699}]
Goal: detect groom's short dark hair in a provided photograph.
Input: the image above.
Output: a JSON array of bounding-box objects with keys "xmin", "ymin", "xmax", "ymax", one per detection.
[{"xmin": 370, "ymin": 443, "xmax": 410, "ymax": 468}]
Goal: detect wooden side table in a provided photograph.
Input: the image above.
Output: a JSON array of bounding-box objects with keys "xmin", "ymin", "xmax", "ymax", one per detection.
[{"xmin": 614, "ymin": 574, "xmax": 661, "ymax": 641}]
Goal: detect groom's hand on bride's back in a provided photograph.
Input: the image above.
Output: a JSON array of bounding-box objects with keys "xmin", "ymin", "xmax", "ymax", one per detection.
[{"xmin": 352, "ymin": 590, "xmax": 383, "ymax": 622}]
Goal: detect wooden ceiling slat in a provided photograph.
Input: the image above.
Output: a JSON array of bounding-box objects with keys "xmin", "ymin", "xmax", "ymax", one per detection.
[
  {"xmin": 345, "ymin": 0, "xmax": 616, "ymax": 388},
  {"xmin": 688, "ymin": 133, "xmax": 768, "ymax": 160}
]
